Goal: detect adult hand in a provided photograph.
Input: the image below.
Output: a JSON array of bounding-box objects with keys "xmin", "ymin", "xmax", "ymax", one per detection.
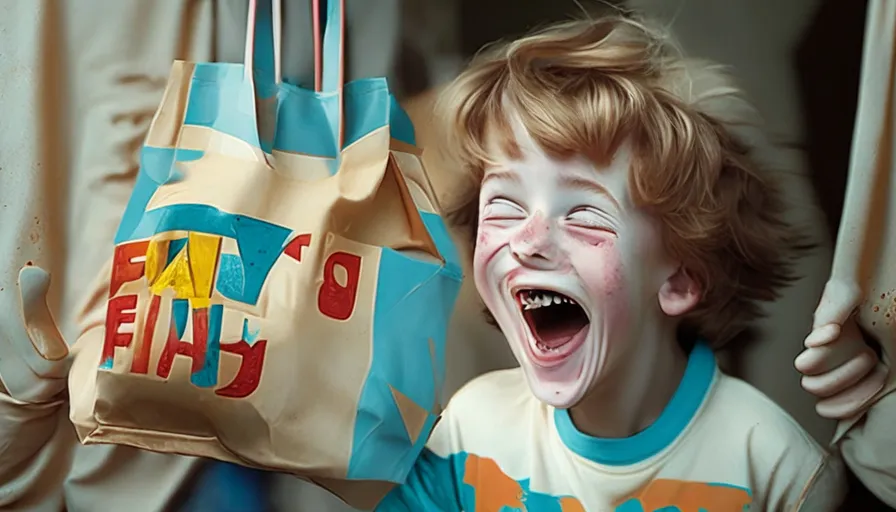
[
  {"xmin": 0, "ymin": 265, "xmax": 71, "ymax": 404},
  {"xmin": 795, "ymin": 279, "xmax": 886, "ymax": 419}
]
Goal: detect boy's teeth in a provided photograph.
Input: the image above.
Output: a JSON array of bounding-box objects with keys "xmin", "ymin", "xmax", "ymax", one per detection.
[
  {"xmin": 536, "ymin": 341, "xmax": 560, "ymax": 352},
  {"xmin": 520, "ymin": 290, "xmax": 575, "ymax": 310}
]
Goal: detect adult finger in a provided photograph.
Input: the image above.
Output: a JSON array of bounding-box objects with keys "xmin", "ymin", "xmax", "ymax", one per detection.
[
  {"xmin": 815, "ymin": 364, "xmax": 888, "ymax": 419},
  {"xmin": 800, "ymin": 347, "xmax": 878, "ymax": 397}
]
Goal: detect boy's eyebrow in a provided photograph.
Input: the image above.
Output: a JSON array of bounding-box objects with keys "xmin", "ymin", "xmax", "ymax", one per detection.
[
  {"xmin": 560, "ymin": 175, "xmax": 620, "ymax": 209},
  {"xmin": 481, "ymin": 170, "xmax": 521, "ymax": 186}
]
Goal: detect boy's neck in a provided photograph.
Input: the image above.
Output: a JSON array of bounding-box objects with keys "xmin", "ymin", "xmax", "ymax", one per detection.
[{"xmin": 568, "ymin": 325, "xmax": 688, "ymax": 439}]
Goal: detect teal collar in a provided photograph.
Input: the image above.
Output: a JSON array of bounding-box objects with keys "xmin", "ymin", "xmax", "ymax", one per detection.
[{"xmin": 554, "ymin": 341, "xmax": 716, "ymax": 466}]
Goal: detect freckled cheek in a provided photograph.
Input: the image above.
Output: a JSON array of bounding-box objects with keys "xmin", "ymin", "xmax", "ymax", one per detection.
[
  {"xmin": 473, "ymin": 224, "xmax": 507, "ymax": 269},
  {"xmin": 476, "ymin": 226, "xmax": 491, "ymax": 248},
  {"xmin": 573, "ymin": 229, "xmax": 613, "ymax": 247},
  {"xmin": 472, "ymin": 225, "xmax": 511, "ymax": 309},
  {"xmin": 571, "ymin": 240, "xmax": 627, "ymax": 300}
]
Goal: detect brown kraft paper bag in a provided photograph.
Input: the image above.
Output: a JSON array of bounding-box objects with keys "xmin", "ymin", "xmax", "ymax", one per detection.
[{"xmin": 67, "ymin": 0, "xmax": 463, "ymax": 504}]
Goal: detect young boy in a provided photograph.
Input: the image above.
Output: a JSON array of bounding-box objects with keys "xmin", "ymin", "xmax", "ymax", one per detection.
[{"xmin": 374, "ymin": 14, "xmax": 846, "ymax": 511}]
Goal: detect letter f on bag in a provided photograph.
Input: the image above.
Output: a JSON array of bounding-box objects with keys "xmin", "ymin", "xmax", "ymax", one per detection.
[{"xmin": 0, "ymin": 265, "xmax": 71, "ymax": 404}]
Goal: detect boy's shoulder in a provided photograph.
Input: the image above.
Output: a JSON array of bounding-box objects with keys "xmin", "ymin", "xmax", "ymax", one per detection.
[
  {"xmin": 697, "ymin": 373, "xmax": 847, "ymax": 510},
  {"xmin": 702, "ymin": 373, "xmax": 826, "ymax": 456}
]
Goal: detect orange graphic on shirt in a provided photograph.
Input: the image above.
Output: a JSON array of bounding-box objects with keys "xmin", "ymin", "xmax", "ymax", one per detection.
[
  {"xmin": 559, "ymin": 497, "xmax": 586, "ymax": 512},
  {"xmin": 462, "ymin": 454, "xmax": 584, "ymax": 511},
  {"xmin": 620, "ymin": 478, "xmax": 753, "ymax": 511},
  {"xmin": 463, "ymin": 455, "xmax": 525, "ymax": 510},
  {"xmin": 459, "ymin": 453, "xmax": 751, "ymax": 512}
]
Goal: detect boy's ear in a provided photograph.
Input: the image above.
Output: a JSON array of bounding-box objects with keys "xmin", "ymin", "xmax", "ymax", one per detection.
[{"xmin": 658, "ymin": 266, "xmax": 701, "ymax": 317}]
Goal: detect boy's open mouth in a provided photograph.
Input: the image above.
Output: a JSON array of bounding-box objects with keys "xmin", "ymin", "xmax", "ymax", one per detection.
[{"xmin": 517, "ymin": 289, "xmax": 590, "ymax": 353}]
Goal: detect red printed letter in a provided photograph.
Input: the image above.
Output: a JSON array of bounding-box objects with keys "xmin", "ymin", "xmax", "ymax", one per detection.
[
  {"xmin": 110, "ymin": 240, "xmax": 149, "ymax": 297},
  {"xmin": 156, "ymin": 308, "xmax": 210, "ymax": 379},
  {"xmin": 284, "ymin": 233, "xmax": 312, "ymax": 262},
  {"xmin": 215, "ymin": 339, "xmax": 268, "ymax": 398},
  {"xmin": 101, "ymin": 294, "xmax": 138, "ymax": 367},
  {"xmin": 130, "ymin": 294, "xmax": 161, "ymax": 374},
  {"xmin": 317, "ymin": 251, "xmax": 361, "ymax": 320}
]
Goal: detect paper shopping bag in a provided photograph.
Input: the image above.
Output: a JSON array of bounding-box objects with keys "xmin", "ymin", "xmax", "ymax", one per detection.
[
  {"xmin": 825, "ymin": 0, "xmax": 896, "ymax": 437},
  {"xmin": 68, "ymin": 0, "xmax": 462, "ymax": 490}
]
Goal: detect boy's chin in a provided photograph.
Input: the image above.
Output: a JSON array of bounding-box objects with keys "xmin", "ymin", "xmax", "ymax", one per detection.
[{"xmin": 522, "ymin": 367, "xmax": 591, "ymax": 410}]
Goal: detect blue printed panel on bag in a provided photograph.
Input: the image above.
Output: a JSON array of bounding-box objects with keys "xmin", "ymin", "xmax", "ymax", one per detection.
[
  {"xmin": 176, "ymin": 61, "xmax": 416, "ymax": 160},
  {"xmin": 346, "ymin": 212, "xmax": 462, "ymax": 482}
]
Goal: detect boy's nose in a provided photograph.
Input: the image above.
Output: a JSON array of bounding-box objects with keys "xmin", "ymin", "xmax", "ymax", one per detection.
[{"xmin": 509, "ymin": 212, "xmax": 559, "ymax": 269}]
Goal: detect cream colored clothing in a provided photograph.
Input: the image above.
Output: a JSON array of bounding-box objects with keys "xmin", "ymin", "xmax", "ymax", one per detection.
[
  {"xmin": 2, "ymin": 1, "xmax": 212, "ymax": 508},
  {"xmin": 839, "ymin": 391, "xmax": 896, "ymax": 506},
  {"xmin": 0, "ymin": 1, "xmax": 78, "ymax": 510},
  {"xmin": 830, "ymin": 0, "xmax": 896, "ymax": 507},
  {"xmin": 381, "ymin": 343, "xmax": 847, "ymax": 511}
]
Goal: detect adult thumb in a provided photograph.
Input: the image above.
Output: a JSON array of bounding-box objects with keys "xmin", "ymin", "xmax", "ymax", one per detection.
[
  {"xmin": 812, "ymin": 279, "xmax": 863, "ymax": 331},
  {"xmin": 19, "ymin": 265, "xmax": 70, "ymax": 367},
  {"xmin": 0, "ymin": 265, "xmax": 71, "ymax": 403}
]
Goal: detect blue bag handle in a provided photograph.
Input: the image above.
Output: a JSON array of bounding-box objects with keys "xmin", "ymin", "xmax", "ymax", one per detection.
[
  {"xmin": 242, "ymin": 0, "xmax": 282, "ymax": 155},
  {"xmin": 245, "ymin": 0, "xmax": 281, "ymax": 86},
  {"xmin": 314, "ymin": 0, "xmax": 346, "ymax": 150},
  {"xmin": 248, "ymin": 0, "xmax": 346, "ymax": 155}
]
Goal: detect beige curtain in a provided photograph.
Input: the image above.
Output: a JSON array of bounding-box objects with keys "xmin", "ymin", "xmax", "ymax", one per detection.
[
  {"xmin": 0, "ymin": 1, "xmax": 68, "ymax": 337},
  {"xmin": 832, "ymin": 0, "xmax": 896, "ymax": 505}
]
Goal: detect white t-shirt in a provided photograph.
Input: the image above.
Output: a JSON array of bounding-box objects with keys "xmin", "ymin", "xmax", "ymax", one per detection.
[{"xmin": 379, "ymin": 342, "xmax": 847, "ymax": 511}]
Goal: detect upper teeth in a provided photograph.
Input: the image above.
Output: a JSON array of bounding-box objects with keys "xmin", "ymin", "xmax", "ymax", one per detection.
[{"xmin": 520, "ymin": 290, "xmax": 575, "ymax": 310}]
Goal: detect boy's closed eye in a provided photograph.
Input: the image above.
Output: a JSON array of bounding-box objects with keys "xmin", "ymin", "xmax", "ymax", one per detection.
[
  {"xmin": 482, "ymin": 197, "xmax": 527, "ymax": 222},
  {"xmin": 564, "ymin": 206, "xmax": 618, "ymax": 236}
]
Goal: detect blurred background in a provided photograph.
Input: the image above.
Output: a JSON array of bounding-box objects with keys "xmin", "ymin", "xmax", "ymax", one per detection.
[{"xmin": 0, "ymin": 0, "xmax": 884, "ymax": 509}]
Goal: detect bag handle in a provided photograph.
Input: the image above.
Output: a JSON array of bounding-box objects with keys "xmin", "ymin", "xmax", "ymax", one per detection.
[
  {"xmin": 243, "ymin": 0, "xmax": 282, "ymax": 156},
  {"xmin": 244, "ymin": 0, "xmax": 282, "ymax": 85},
  {"xmin": 313, "ymin": 0, "xmax": 346, "ymax": 150},
  {"xmin": 244, "ymin": 0, "xmax": 346, "ymax": 154}
]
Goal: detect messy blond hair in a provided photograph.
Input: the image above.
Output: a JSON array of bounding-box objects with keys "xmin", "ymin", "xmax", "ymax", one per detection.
[{"xmin": 436, "ymin": 13, "xmax": 808, "ymax": 345}]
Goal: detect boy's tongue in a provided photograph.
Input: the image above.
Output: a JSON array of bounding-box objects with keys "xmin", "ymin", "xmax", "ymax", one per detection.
[
  {"xmin": 527, "ymin": 305, "xmax": 590, "ymax": 349},
  {"xmin": 536, "ymin": 323, "xmax": 583, "ymax": 348}
]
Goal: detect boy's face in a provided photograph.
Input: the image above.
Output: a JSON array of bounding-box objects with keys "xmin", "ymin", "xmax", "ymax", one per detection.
[{"xmin": 473, "ymin": 122, "xmax": 687, "ymax": 409}]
